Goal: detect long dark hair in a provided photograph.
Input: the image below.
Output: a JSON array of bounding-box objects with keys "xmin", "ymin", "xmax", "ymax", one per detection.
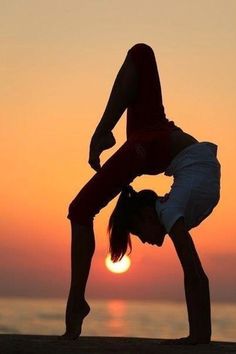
[{"xmin": 108, "ymin": 185, "xmax": 157, "ymax": 262}]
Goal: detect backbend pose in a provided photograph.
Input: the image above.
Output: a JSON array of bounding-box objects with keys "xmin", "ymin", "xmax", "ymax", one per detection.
[{"xmin": 61, "ymin": 43, "xmax": 221, "ymax": 344}]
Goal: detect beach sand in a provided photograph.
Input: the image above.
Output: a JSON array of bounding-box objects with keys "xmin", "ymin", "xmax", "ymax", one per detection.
[{"xmin": 0, "ymin": 335, "xmax": 235, "ymax": 354}]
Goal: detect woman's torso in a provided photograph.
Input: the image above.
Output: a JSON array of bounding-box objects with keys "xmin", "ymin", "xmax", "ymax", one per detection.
[{"xmin": 170, "ymin": 129, "xmax": 199, "ymax": 160}]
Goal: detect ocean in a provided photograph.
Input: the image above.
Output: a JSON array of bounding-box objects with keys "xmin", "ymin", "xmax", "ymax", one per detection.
[{"xmin": 0, "ymin": 297, "xmax": 235, "ymax": 341}]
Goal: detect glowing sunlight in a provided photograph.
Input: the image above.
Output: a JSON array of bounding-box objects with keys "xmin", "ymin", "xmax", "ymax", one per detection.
[{"xmin": 105, "ymin": 254, "xmax": 131, "ymax": 274}]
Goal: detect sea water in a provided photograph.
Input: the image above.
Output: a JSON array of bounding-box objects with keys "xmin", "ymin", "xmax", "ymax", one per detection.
[{"xmin": 0, "ymin": 297, "xmax": 235, "ymax": 341}]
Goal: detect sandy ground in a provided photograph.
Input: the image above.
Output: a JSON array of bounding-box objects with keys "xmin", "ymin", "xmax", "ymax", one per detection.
[{"xmin": 0, "ymin": 335, "xmax": 236, "ymax": 354}]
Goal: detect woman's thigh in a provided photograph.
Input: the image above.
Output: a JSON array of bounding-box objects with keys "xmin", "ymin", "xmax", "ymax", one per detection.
[
  {"xmin": 67, "ymin": 140, "xmax": 143, "ymax": 224},
  {"xmin": 67, "ymin": 132, "xmax": 171, "ymax": 225}
]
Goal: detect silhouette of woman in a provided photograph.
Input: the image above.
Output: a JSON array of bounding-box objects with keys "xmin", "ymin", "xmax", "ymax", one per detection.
[{"xmin": 61, "ymin": 43, "xmax": 220, "ymax": 344}]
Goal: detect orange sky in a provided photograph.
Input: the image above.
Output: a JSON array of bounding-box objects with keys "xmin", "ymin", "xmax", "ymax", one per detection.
[{"xmin": 1, "ymin": 0, "xmax": 236, "ymax": 301}]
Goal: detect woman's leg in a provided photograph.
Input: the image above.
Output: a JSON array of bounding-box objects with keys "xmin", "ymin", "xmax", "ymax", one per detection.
[
  {"xmin": 126, "ymin": 43, "xmax": 170, "ymax": 137},
  {"xmin": 61, "ymin": 44, "xmax": 173, "ymax": 339},
  {"xmin": 61, "ymin": 223, "xmax": 94, "ymax": 339},
  {"xmin": 61, "ymin": 128, "xmax": 173, "ymax": 340},
  {"xmin": 61, "ymin": 139, "xmax": 146, "ymax": 339}
]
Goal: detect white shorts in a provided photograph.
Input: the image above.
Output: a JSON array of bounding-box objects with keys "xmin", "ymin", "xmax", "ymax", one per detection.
[{"xmin": 155, "ymin": 142, "xmax": 221, "ymax": 233}]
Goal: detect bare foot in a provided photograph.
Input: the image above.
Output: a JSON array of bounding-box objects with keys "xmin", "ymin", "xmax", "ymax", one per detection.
[
  {"xmin": 59, "ymin": 300, "xmax": 90, "ymax": 340},
  {"xmin": 160, "ymin": 336, "xmax": 210, "ymax": 345},
  {"xmin": 89, "ymin": 131, "xmax": 116, "ymax": 171}
]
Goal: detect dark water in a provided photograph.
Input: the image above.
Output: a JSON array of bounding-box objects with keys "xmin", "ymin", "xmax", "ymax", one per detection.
[{"xmin": 0, "ymin": 297, "xmax": 235, "ymax": 341}]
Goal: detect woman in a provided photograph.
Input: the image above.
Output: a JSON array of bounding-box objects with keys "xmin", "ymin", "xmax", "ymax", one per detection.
[
  {"xmin": 61, "ymin": 43, "xmax": 220, "ymax": 343},
  {"xmin": 108, "ymin": 146, "xmax": 220, "ymax": 344}
]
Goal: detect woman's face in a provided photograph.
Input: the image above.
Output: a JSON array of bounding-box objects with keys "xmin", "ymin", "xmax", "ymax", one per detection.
[{"xmin": 129, "ymin": 206, "xmax": 166, "ymax": 246}]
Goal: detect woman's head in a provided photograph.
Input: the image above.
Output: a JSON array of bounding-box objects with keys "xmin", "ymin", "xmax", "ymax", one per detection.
[{"xmin": 108, "ymin": 185, "xmax": 166, "ymax": 262}]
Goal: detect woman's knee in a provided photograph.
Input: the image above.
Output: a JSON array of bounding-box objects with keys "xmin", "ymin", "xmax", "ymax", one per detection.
[
  {"xmin": 67, "ymin": 193, "xmax": 94, "ymax": 226},
  {"xmin": 129, "ymin": 43, "xmax": 153, "ymax": 55}
]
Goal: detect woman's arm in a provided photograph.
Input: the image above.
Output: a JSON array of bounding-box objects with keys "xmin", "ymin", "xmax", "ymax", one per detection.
[{"xmin": 169, "ymin": 218, "xmax": 211, "ymax": 344}]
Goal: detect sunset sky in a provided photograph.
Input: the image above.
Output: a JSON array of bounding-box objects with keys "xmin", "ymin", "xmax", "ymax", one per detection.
[{"xmin": 1, "ymin": 0, "xmax": 236, "ymax": 302}]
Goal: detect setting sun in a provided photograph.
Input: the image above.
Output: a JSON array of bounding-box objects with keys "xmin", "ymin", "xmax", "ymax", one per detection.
[{"xmin": 105, "ymin": 254, "xmax": 131, "ymax": 274}]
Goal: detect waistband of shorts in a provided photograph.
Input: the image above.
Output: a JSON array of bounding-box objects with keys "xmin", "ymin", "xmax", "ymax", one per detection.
[
  {"xmin": 179, "ymin": 141, "xmax": 217, "ymax": 156},
  {"xmin": 165, "ymin": 141, "xmax": 218, "ymax": 175}
]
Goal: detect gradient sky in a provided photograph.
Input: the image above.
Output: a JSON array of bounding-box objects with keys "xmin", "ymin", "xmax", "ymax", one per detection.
[{"xmin": 1, "ymin": 0, "xmax": 236, "ymax": 301}]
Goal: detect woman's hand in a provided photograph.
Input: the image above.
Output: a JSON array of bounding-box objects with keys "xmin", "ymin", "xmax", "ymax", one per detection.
[{"xmin": 89, "ymin": 131, "xmax": 116, "ymax": 171}]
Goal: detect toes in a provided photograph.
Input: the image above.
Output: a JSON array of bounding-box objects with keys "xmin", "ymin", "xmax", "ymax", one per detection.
[{"xmin": 58, "ymin": 332, "xmax": 80, "ymax": 340}]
